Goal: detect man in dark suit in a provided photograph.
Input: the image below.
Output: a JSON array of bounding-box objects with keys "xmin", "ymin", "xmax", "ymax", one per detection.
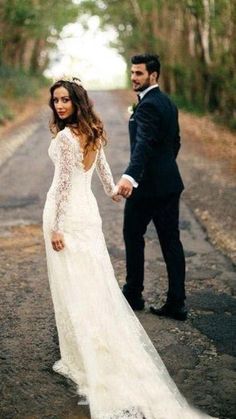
[{"xmin": 117, "ymin": 53, "xmax": 187, "ymax": 321}]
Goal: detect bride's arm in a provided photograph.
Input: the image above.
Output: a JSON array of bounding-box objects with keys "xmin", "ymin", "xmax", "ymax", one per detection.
[
  {"xmin": 96, "ymin": 146, "xmax": 116, "ymax": 197},
  {"xmin": 53, "ymin": 132, "xmax": 75, "ymax": 234}
]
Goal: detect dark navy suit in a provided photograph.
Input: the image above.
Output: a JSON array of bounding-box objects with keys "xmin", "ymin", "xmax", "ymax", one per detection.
[{"xmin": 123, "ymin": 86, "xmax": 186, "ymax": 306}]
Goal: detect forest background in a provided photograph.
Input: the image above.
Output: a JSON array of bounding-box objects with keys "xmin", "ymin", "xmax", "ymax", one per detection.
[{"xmin": 0, "ymin": 0, "xmax": 235, "ymax": 129}]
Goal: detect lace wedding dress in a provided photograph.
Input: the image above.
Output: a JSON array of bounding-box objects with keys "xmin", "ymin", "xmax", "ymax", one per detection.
[{"xmin": 43, "ymin": 127, "xmax": 216, "ymax": 419}]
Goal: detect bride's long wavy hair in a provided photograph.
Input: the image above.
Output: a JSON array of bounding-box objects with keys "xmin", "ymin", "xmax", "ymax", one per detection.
[{"xmin": 49, "ymin": 80, "xmax": 107, "ymax": 153}]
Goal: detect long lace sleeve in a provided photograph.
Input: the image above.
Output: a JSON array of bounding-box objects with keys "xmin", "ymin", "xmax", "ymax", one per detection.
[
  {"xmin": 53, "ymin": 132, "xmax": 75, "ymax": 232},
  {"xmin": 96, "ymin": 146, "xmax": 115, "ymax": 196}
]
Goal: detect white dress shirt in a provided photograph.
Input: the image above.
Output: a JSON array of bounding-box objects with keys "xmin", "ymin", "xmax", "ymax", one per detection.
[
  {"xmin": 138, "ymin": 83, "xmax": 159, "ymax": 100},
  {"xmin": 122, "ymin": 84, "xmax": 159, "ymax": 187}
]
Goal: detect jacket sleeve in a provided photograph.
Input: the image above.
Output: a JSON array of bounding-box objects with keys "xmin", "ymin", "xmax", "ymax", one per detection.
[
  {"xmin": 124, "ymin": 102, "xmax": 160, "ymax": 183},
  {"xmin": 173, "ymin": 107, "xmax": 181, "ymax": 158}
]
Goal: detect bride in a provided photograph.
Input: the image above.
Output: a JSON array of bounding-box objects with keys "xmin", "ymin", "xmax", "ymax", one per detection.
[{"xmin": 43, "ymin": 77, "xmax": 216, "ymax": 419}]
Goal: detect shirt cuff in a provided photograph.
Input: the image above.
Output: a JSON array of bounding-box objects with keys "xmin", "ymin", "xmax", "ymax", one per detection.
[{"xmin": 122, "ymin": 174, "xmax": 138, "ymax": 188}]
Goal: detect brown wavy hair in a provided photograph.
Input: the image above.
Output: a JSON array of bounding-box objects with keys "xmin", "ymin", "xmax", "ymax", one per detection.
[{"xmin": 49, "ymin": 79, "xmax": 107, "ymax": 153}]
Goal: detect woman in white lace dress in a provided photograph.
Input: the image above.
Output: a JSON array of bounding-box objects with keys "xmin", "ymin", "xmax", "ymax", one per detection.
[{"xmin": 43, "ymin": 78, "xmax": 216, "ymax": 419}]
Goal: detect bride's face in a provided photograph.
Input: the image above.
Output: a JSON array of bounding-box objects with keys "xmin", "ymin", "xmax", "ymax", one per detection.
[{"xmin": 52, "ymin": 86, "xmax": 75, "ymax": 119}]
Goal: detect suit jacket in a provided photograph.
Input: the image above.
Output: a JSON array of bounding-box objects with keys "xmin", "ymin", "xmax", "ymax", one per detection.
[{"xmin": 125, "ymin": 87, "xmax": 184, "ymax": 199}]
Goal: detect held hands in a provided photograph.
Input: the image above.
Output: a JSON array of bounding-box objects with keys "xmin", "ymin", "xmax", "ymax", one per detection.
[
  {"xmin": 115, "ymin": 178, "xmax": 133, "ymax": 199},
  {"xmin": 111, "ymin": 179, "xmax": 133, "ymax": 201},
  {"xmin": 51, "ymin": 231, "xmax": 65, "ymax": 252},
  {"xmin": 112, "ymin": 184, "xmax": 122, "ymax": 202}
]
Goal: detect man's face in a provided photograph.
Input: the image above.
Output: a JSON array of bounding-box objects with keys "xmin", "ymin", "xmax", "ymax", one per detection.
[{"xmin": 131, "ymin": 63, "xmax": 154, "ymax": 92}]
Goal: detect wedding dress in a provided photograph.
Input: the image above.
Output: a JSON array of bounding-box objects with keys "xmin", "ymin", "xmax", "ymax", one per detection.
[{"xmin": 43, "ymin": 127, "xmax": 216, "ymax": 419}]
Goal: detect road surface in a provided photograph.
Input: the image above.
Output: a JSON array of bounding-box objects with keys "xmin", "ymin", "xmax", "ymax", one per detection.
[{"xmin": 0, "ymin": 91, "xmax": 235, "ymax": 419}]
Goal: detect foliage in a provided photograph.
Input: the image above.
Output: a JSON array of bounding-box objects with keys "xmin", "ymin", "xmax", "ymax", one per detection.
[
  {"xmin": 0, "ymin": 99, "xmax": 14, "ymax": 125},
  {"xmin": 80, "ymin": 0, "xmax": 236, "ymax": 128},
  {"xmin": 0, "ymin": 0, "xmax": 235, "ymax": 127},
  {"xmin": 0, "ymin": 0, "xmax": 79, "ymax": 123},
  {"xmin": 0, "ymin": 65, "xmax": 49, "ymax": 97},
  {"xmin": 0, "ymin": 0, "xmax": 79, "ymax": 72},
  {"xmin": 0, "ymin": 65, "xmax": 51, "ymax": 125}
]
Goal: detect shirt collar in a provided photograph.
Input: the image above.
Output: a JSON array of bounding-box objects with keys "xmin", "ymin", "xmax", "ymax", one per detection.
[{"xmin": 138, "ymin": 84, "xmax": 159, "ymax": 101}]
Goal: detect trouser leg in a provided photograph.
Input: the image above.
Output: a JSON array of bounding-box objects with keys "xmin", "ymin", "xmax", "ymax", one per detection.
[
  {"xmin": 123, "ymin": 199, "xmax": 152, "ymax": 299},
  {"xmin": 152, "ymin": 194, "xmax": 186, "ymax": 306}
]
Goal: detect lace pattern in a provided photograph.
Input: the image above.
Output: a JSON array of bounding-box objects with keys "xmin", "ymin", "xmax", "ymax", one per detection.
[
  {"xmin": 96, "ymin": 146, "xmax": 115, "ymax": 196},
  {"xmin": 50, "ymin": 128, "xmax": 115, "ymax": 232},
  {"xmin": 52, "ymin": 131, "xmax": 76, "ymax": 232},
  {"xmin": 94, "ymin": 407, "xmax": 144, "ymax": 419}
]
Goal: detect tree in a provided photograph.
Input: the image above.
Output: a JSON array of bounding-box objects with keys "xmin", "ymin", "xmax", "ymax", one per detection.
[
  {"xmin": 0, "ymin": 0, "xmax": 79, "ymax": 73},
  {"xmin": 80, "ymin": 0, "xmax": 236, "ymax": 126}
]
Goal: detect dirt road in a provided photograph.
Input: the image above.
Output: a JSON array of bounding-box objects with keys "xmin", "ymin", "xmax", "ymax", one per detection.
[{"xmin": 0, "ymin": 91, "xmax": 235, "ymax": 419}]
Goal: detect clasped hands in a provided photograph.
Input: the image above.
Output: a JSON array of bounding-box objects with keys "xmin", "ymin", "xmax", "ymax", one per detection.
[
  {"xmin": 51, "ymin": 178, "xmax": 133, "ymax": 251},
  {"xmin": 112, "ymin": 178, "xmax": 133, "ymax": 202}
]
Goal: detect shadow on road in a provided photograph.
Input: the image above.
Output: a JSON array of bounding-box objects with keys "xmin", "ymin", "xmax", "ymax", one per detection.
[{"xmin": 189, "ymin": 291, "xmax": 236, "ymax": 357}]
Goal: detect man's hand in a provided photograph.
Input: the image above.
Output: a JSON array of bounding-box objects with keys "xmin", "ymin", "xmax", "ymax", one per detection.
[
  {"xmin": 51, "ymin": 231, "xmax": 65, "ymax": 252},
  {"xmin": 116, "ymin": 178, "xmax": 133, "ymax": 198}
]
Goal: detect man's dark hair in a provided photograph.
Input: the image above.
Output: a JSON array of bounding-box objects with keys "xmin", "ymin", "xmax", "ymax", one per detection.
[{"xmin": 131, "ymin": 54, "xmax": 161, "ymax": 77}]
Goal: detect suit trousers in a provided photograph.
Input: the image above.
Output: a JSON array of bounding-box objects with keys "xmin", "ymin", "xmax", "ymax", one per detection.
[{"xmin": 123, "ymin": 193, "xmax": 186, "ymax": 306}]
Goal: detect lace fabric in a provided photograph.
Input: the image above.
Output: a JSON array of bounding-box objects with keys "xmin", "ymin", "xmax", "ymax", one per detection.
[
  {"xmin": 96, "ymin": 146, "xmax": 115, "ymax": 197},
  {"xmin": 52, "ymin": 131, "xmax": 77, "ymax": 232},
  {"xmin": 43, "ymin": 127, "xmax": 217, "ymax": 419},
  {"xmin": 49, "ymin": 128, "xmax": 115, "ymax": 233}
]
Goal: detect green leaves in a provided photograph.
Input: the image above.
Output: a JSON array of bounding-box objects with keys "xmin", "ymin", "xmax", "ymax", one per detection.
[
  {"xmin": 79, "ymin": 0, "xmax": 236, "ymax": 127},
  {"xmin": 0, "ymin": 0, "xmax": 79, "ymax": 71}
]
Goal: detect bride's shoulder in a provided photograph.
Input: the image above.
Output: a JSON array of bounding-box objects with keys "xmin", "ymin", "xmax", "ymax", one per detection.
[
  {"xmin": 54, "ymin": 127, "xmax": 74, "ymax": 145},
  {"xmin": 55, "ymin": 127, "xmax": 70, "ymax": 138}
]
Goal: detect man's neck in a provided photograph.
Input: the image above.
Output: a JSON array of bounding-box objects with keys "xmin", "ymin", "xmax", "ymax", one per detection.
[{"xmin": 138, "ymin": 84, "xmax": 158, "ymax": 100}]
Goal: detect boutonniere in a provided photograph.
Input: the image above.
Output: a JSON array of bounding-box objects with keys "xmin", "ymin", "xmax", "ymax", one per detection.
[{"xmin": 127, "ymin": 102, "xmax": 138, "ymax": 115}]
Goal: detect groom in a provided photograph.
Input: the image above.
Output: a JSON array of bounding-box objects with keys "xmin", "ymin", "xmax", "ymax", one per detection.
[{"xmin": 116, "ymin": 53, "xmax": 187, "ymax": 321}]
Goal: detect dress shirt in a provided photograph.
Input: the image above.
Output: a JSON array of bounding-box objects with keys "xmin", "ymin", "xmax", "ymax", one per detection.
[
  {"xmin": 122, "ymin": 174, "xmax": 138, "ymax": 188},
  {"xmin": 138, "ymin": 84, "xmax": 159, "ymax": 100}
]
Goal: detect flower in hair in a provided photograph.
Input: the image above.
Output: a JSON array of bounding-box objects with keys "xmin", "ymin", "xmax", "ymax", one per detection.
[{"xmin": 53, "ymin": 75, "xmax": 83, "ymax": 87}]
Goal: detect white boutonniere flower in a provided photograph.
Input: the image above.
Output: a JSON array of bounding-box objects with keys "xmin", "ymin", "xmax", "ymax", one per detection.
[{"xmin": 127, "ymin": 103, "xmax": 138, "ymax": 115}]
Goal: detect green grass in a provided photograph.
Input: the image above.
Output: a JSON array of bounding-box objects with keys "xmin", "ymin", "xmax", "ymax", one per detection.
[
  {"xmin": 0, "ymin": 65, "xmax": 50, "ymax": 125},
  {"xmin": 171, "ymin": 94, "xmax": 236, "ymax": 132},
  {"xmin": 170, "ymin": 94, "xmax": 205, "ymax": 116},
  {"xmin": 0, "ymin": 98, "xmax": 15, "ymax": 124}
]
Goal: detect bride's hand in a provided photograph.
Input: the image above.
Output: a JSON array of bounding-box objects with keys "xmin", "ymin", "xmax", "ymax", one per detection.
[
  {"xmin": 112, "ymin": 193, "xmax": 122, "ymax": 202},
  {"xmin": 51, "ymin": 231, "xmax": 65, "ymax": 252},
  {"xmin": 112, "ymin": 185, "xmax": 122, "ymax": 202}
]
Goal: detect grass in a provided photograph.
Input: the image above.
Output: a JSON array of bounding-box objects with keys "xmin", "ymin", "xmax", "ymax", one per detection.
[
  {"xmin": 0, "ymin": 99, "xmax": 15, "ymax": 124},
  {"xmin": 170, "ymin": 94, "xmax": 205, "ymax": 116},
  {"xmin": 171, "ymin": 94, "xmax": 236, "ymax": 132},
  {"xmin": 0, "ymin": 66, "xmax": 50, "ymax": 125}
]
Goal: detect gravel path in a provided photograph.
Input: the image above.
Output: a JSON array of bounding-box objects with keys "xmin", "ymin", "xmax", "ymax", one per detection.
[{"xmin": 0, "ymin": 91, "xmax": 235, "ymax": 419}]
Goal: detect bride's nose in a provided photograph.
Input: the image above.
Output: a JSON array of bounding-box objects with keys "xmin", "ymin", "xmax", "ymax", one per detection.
[{"xmin": 56, "ymin": 100, "xmax": 64, "ymax": 110}]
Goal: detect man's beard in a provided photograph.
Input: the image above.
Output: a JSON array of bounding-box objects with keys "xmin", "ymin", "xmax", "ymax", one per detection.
[{"xmin": 134, "ymin": 78, "xmax": 151, "ymax": 92}]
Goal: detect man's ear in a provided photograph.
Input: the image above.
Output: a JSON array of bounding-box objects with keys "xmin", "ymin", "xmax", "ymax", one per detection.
[{"xmin": 150, "ymin": 71, "xmax": 158, "ymax": 83}]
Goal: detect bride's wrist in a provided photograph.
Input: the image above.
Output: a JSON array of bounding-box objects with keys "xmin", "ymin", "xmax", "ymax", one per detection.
[{"xmin": 52, "ymin": 229, "xmax": 64, "ymax": 236}]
